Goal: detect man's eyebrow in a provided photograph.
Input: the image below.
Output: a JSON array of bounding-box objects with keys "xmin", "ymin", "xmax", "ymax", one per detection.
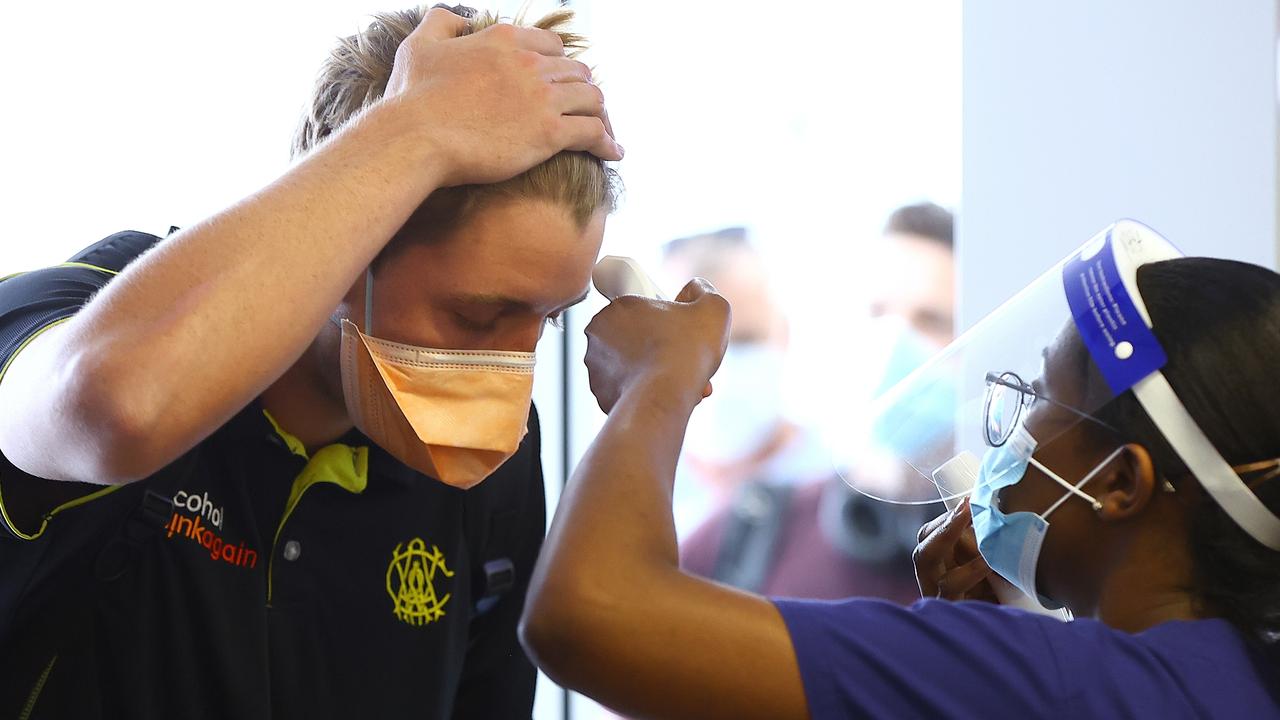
[{"xmin": 452, "ymin": 288, "xmax": 591, "ymax": 315}]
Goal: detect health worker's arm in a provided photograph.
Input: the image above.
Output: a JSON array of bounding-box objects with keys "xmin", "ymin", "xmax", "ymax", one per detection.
[
  {"xmin": 0, "ymin": 9, "xmax": 620, "ymax": 486},
  {"xmin": 519, "ymin": 281, "xmax": 810, "ymax": 720}
]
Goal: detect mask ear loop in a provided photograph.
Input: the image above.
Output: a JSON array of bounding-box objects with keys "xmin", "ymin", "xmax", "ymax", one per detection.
[
  {"xmin": 328, "ymin": 267, "xmax": 375, "ymax": 332},
  {"xmin": 1033, "ymin": 445, "xmax": 1127, "ymax": 517},
  {"xmin": 364, "ymin": 267, "xmax": 374, "ymax": 335}
]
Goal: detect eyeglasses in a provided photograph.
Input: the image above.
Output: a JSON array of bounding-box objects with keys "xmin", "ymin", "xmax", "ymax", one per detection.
[
  {"xmin": 983, "ymin": 371, "xmax": 1113, "ymax": 447},
  {"xmin": 985, "ymin": 373, "xmax": 1280, "ymax": 492}
]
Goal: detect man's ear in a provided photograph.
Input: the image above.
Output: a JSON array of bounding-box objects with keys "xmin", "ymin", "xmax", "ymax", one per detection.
[{"xmin": 1095, "ymin": 443, "xmax": 1158, "ymax": 520}]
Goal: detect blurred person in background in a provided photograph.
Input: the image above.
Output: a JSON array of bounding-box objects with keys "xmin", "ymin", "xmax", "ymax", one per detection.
[
  {"xmin": 679, "ymin": 203, "xmax": 955, "ymax": 602},
  {"xmin": 660, "ymin": 228, "xmax": 832, "ymax": 541}
]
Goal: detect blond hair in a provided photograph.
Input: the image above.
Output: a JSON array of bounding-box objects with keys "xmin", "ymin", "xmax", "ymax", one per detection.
[{"xmin": 293, "ymin": 6, "xmax": 618, "ymax": 241}]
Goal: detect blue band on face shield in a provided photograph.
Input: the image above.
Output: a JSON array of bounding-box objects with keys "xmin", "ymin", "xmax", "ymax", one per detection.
[
  {"xmin": 1064, "ymin": 223, "xmax": 1280, "ymax": 550},
  {"xmin": 1062, "ymin": 230, "xmax": 1167, "ymax": 394}
]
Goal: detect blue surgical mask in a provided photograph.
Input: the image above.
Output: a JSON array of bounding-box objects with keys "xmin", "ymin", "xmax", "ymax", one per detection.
[
  {"xmin": 870, "ymin": 327, "xmax": 955, "ymax": 460},
  {"xmin": 970, "ymin": 424, "xmax": 1119, "ymax": 609},
  {"xmin": 683, "ymin": 343, "xmax": 786, "ymax": 463},
  {"xmin": 873, "ymin": 324, "xmax": 938, "ymax": 396}
]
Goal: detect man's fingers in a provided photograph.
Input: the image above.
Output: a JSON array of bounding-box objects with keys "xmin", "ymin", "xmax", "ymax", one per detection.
[
  {"xmin": 416, "ymin": 11, "xmax": 564, "ymax": 56},
  {"xmin": 428, "ymin": 3, "xmax": 477, "ymax": 20},
  {"xmin": 550, "ymin": 78, "xmax": 616, "ymax": 141},
  {"xmin": 416, "ymin": 6, "xmax": 470, "ymax": 42},
  {"xmin": 552, "ymin": 82, "xmax": 607, "ymax": 120},
  {"xmin": 555, "ymin": 116, "xmax": 623, "ymax": 161},
  {"xmin": 430, "ymin": 3, "xmax": 476, "ymax": 17},
  {"xmin": 541, "ymin": 57, "xmax": 593, "ymax": 84},
  {"xmin": 502, "ymin": 24, "xmax": 566, "ymax": 57},
  {"xmin": 598, "ymin": 98, "xmax": 616, "ymax": 141}
]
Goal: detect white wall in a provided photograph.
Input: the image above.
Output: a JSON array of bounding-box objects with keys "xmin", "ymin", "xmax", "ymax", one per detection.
[
  {"xmin": 960, "ymin": 0, "xmax": 1279, "ymax": 328},
  {"xmin": 572, "ymin": 1, "xmax": 962, "ymax": 450}
]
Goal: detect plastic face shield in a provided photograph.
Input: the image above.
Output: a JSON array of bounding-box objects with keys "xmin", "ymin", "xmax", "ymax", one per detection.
[
  {"xmin": 848, "ymin": 219, "xmax": 1280, "ymax": 555},
  {"xmin": 846, "ymin": 224, "xmax": 1137, "ymax": 506}
]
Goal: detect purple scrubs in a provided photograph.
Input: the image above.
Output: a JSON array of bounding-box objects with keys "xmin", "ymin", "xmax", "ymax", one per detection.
[{"xmin": 773, "ymin": 598, "xmax": 1280, "ymax": 719}]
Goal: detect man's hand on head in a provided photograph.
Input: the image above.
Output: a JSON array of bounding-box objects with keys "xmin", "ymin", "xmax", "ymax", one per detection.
[
  {"xmin": 378, "ymin": 6, "xmax": 622, "ymax": 188},
  {"xmin": 430, "ymin": 4, "xmax": 477, "ymax": 19}
]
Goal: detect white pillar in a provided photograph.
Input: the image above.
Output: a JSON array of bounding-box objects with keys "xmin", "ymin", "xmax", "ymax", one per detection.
[{"xmin": 960, "ymin": 0, "xmax": 1279, "ymax": 328}]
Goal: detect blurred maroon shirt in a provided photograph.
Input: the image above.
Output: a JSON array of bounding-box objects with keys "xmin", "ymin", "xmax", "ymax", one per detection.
[{"xmin": 679, "ymin": 480, "xmax": 922, "ymax": 603}]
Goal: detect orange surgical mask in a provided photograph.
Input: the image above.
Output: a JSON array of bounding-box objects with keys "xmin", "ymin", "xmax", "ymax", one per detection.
[{"xmin": 337, "ymin": 270, "xmax": 535, "ymax": 489}]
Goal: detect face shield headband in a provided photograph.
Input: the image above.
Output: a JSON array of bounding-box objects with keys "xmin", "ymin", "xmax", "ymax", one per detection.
[{"xmin": 1063, "ymin": 221, "xmax": 1280, "ymax": 551}]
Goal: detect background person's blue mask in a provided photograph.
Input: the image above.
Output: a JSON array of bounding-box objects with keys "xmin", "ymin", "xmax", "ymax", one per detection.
[
  {"xmin": 870, "ymin": 327, "xmax": 956, "ymax": 460},
  {"xmin": 683, "ymin": 343, "xmax": 786, "ymax": 463},
  {"xmin": 970, "ymin": 424, "xmax": 1118, "ymax": 609}
]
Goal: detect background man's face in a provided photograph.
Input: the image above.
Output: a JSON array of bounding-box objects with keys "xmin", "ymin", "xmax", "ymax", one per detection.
[
  {"xmin": 662, "ymin": 245, "xmax": 787, "ymax": 348},
  {"xmin": 867, "ymin": 232, "xmax": 955, "ymax": 349},
  {"xmin": 348, "ymin": 198, "xmax": 607, "ymax": 353}
]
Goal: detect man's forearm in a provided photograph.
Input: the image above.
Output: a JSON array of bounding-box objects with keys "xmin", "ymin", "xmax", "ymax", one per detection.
[{"xmin": 2, "ymin": 102, "xmax": 442, "ymax": 482}]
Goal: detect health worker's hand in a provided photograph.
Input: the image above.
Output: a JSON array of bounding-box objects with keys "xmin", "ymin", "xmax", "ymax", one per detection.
[
  {"xmin": 380, "ymin": 6, "xmax": 622, "ymax": 188},
  {"xmin": 914, "ymin": 498, "xmax": 1000, "ymax": 602},
  {"xmin": 584, "ymin": 279, "xmax": 730, "ymax": 415}
]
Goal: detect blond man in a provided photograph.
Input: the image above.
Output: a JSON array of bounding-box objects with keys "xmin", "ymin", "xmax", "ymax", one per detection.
[{"xmin": 0, "ymin": 5, "xmax": 619, "ymax": 718}]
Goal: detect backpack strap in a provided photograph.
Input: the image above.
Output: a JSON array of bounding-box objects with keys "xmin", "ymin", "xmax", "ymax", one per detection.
[
  {"xmin": 92, "ymin": 451, "xmax": 200, "ymax": 582},
  {"xmin": 473, "ymin": 558, "xmax": 516, "ymax": 616},
  {"xmin": 711, "ymin": 480, "xmax": 794, "ymax": 593}
]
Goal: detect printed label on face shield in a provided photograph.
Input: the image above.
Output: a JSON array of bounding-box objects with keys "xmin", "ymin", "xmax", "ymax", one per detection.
[{"xmin": 1062, "ymin": 231, "xmax": 1167, "ymax": 394}]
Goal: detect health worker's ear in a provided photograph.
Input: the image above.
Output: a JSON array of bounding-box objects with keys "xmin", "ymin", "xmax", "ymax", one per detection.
[{"xmin": 1094, "ymin": 443, "xmax": 1159, "ymax": 521}]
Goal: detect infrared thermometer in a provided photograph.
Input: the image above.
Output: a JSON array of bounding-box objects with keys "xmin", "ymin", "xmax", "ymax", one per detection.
[
  {"xmin": 592, "ymin": 256, "xmax": 667, "ymax": 301},
  {"xmin": 591, "ymin": 255, "xmax": 715, "ymax": 399}
]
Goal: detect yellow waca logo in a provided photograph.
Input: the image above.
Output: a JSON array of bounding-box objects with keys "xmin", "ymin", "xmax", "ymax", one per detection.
[{"xmin": 385, "ymin": 538, "xmax": 454, "ymax": 626}]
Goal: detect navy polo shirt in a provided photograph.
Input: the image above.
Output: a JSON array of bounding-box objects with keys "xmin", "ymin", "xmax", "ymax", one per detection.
[{"xmin": 0, "ymin": 231, "xmax": 546, "ymax": 719}]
